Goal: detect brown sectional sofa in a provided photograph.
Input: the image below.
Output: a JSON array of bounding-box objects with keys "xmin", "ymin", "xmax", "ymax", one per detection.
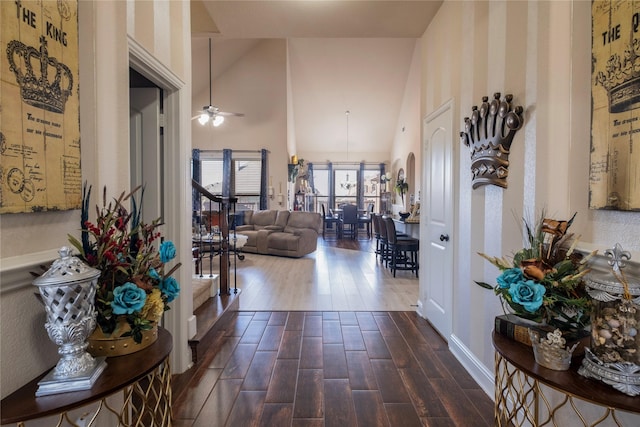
[{"xmin": 235, "ymin": 210, "xmax": 323, "ymax": 257}]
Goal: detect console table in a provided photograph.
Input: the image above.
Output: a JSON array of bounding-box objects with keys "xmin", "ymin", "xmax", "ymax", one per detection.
[
  {"xmin": 493, "ymin": 332, "xmax": 639, "ymax": 426},
  {"xmin": 1, "ymin": 328, "xmax": 172, "ymax": 426}
]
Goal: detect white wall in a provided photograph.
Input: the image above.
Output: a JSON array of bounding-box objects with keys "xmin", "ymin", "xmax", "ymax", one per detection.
[
  {"xmin": 0, "ymin": 0, "xmax": 192, "ymax": 397},
  {"xmin": 390, "ymin": 41, "xmax": 423, "ymax": 212},
  {"xmin": 191, "ymin": 39, "xmax": 290, "ymax": 211},
  {"xmin": 420, "ymin": 0, "xmax": 640, "ymax": 421}
]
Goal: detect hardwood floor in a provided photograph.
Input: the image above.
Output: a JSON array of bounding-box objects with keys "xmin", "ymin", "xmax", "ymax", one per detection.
[
  {"xmin": 172, "ymin": 311, "xmax": 493, "ymax": 427},
  {"xmin": 197, "ymin": 235, "xmax": 419, "ymax": 311},
  {"xmin": 175, "ymin": 238, "xmax": 494, "ymax": 426}
]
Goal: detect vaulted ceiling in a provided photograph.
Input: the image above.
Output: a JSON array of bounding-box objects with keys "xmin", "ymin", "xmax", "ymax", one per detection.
[{"xmin": 191, "ymin": 1, "xmax": 442, "ymax": 157}]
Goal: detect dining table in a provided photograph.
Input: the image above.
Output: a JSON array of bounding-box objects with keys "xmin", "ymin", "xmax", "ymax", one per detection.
[{"xmin": 331, "ymin": 208, "xmax": 367, "ymax": 218}]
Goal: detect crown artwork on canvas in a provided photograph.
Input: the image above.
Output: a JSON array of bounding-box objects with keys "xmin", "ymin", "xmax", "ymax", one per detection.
[
  {"xmin": 460, "ymin": 93, "xmax": 524, "ymax": 189},
  {"xmin": 595, "ymin": 38, "xmax": 640, "ymax": 113},
  {"xmin": 7, "ymin": 35, "xmax": 73, "ymax": 114}
]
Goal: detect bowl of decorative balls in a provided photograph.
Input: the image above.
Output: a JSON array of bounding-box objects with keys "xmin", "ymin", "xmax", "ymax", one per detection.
[{"xmin": 399, "ymin": 212, "xmax": 410, "ymax": 220}]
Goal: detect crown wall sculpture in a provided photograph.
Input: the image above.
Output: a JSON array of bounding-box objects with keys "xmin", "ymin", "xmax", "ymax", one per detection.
[
  {"xmin": 7, "ymin": 36, "xmax": 73, "ymax": 114},
  {"xmin": 460, "ymin": 93, "xmax": 524, "ymax": 189}
]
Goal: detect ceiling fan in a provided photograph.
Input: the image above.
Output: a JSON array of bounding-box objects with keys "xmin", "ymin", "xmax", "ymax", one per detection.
[{"xmin": 193, "ymin": 38, "xmax": 244, "ymax": 127}]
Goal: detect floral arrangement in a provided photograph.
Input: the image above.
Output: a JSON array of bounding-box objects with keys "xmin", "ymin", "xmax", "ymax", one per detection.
[
  {"xmin": 68, "ymin": 184, "xmax": 181, "ymax": 343},
  {"xmin": 476, "ymin": 212, "xmax": 596, "ymax": 336}
]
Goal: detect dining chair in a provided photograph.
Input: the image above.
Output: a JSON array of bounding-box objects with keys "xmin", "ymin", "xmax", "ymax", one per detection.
[
  {"xmin": 383, "ymin": 216, "xmax": 419, "ymax": 277},
  {"xmin": 321, "ymin": 204, "xmax": 340, "ymax": 239},
  {"xmin": 358, "ymin": 203, "xmax": 374, "ymax": 238},
  {"xmin": 340, "ymin": 204, "xmax": 359, "ymax": 239}
]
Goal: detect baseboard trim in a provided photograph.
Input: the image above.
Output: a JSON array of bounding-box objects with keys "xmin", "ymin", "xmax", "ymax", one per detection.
[{"xmin": 448, "ymin": 333, "xmax": 495, "ymax": 400}]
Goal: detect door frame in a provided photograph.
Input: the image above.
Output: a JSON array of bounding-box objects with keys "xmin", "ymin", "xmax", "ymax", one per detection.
[
  {"xmin": 130, "ymin": 86, "xmax": 162, "ymax": 223},
  {"xmin": 417, "ymin": 98, "xmax": 455, "ymax": 341},
  {"xmin": 128, "ymin": 38, "xmax": 192, "ymax": 374}
]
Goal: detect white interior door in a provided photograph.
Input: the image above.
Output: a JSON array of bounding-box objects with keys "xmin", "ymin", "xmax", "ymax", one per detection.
[
  {"xmin": 418, "ymin": 99, "xmax": 454, "ymax": 341},
  {"xmin": 129, "ymin": 87, "xmax": 162, "ymax": 223}
]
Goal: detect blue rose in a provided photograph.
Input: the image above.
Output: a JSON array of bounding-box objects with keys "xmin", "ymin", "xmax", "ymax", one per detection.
[
  {"xmin": 148, "ymin": 267, "xmax": 161, "ymax": 280},
  {"xmin": 159, "ymin": 241, "xmax": 176, "ymax": 263},
  {"xmin": 112, "ymin": 282, "xmax": 147, "ymax": 315},
  {"xmin": 160, "ymin": 276, "xmax": 180, "ymax": 303},
  {"xmin": 508, "ymin": 280, "xmax": 546, "ymax": 313},
  {"xmin": 497, "ymin": 268, "xmax": 524, "ymax": 289}
]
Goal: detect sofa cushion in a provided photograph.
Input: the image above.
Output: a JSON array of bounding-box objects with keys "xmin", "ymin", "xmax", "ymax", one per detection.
[
  {"xmin": 286, "ymin": 211, "xmax": 323, "ymax": 233},
  {"xmin": 241, "ymin": 230, "xmax": 259, "ymax": 248},
  {"xmin": 267, "ymin": 232, "xmax": 301, "ymax": 251},
  {"xmin": 251, "ymin": 210, "xmax": 278, "ymax": 229},
  {"xmin": 275, "ymin": 210, "xmax": 290, "ymax": 228},
  {"xmin": 243, "ymin": 210, "xmax": 253, "ymax": 224}
]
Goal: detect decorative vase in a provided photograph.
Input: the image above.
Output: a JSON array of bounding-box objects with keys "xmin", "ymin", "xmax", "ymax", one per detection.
[
  {"xmin": 32, "ymin": 247, "xmax": 107, "ymax": 396},
  {"xmin": 529, "ymin": 328, "xmax": 578, "ymax": 371},
  {"xmin": 578, "ymin": 244, "xmax": 640, "ymax": 396},
  {"xmin": 88, "ymin": 317, "xmax": 159, "ymax": 357}
]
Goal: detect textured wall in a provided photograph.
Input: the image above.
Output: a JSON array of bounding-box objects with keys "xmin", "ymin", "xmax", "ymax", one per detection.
[
  {"xmin": 0, "ymin": 0, "xmax": 192, "ymax": 397},
  {"xmin": 420, "ymin": 1, "xmax": 639, "ymax": 422}
]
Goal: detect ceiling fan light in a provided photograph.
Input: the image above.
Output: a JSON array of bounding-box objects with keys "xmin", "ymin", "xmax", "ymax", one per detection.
[
  {"xmin": 213, "ymin": 115, "xmax": 225, "ymax": 127},
  {"xmin": 198, "ymin": 113, "xmax": 209, "ymax": 125}
]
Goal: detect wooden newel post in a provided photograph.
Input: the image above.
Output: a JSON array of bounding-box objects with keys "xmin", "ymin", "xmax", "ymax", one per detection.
[{"xmin": 219, "ymin": 197, "xmax": 230, "ymax": 295}]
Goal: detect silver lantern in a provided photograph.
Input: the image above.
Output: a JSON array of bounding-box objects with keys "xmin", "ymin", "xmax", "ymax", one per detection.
[
  {"xmin": 33, "ymin": 246, "xmax": 107, "ymax": 396},
  {"xmin": 578, "ymin": 244, "xmax": 640, "ymax": 397}
]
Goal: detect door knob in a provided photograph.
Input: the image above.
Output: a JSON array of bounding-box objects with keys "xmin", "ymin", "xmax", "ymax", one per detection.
[{"xmin": 439, "ymin": 234, "xmax": 449, "ymax": 242}]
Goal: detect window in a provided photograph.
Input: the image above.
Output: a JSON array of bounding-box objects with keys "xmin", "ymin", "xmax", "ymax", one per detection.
[
  {"xmin": 362, "ymin": 169, "xmax": 381, "ymax": 213},
  {"xmin": 335, "ymin": 169, "xmax": 358, "ymax": 208},
  {"xmin": 311, "ymin": 169, "xmax": 329, "ymax": 212},
  {"xmin": 201, "ymin": 158, "xmax": 224, "ymax": 195},
  {"xmin": 310, "ymin": 163, "xmax": 384, "ymax": 213},
  {"xmin": 196, "ymin": 150, "xmax": 264, "ymax": 212},
  {"xmin": 233, "ymin": 158, "xmax": 261, "ymax": 211}
]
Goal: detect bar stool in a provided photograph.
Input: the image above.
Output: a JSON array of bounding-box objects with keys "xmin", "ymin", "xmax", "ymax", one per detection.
[
  {"xmin": 371, "ymin": 213, "xmax": 382, "ymax": 258},
  {"xmin": 383, "ymin": 216, "xmax": 419, "ymax": 277},
  {"xmin": 375, "ymin": 215, "xmax": 408, "ymax": 267}
]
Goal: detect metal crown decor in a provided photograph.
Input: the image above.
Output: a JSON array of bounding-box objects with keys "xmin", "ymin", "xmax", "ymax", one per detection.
[{"xmin": 460, "ymin": 93, "xmax": 524, "ymax": 189}]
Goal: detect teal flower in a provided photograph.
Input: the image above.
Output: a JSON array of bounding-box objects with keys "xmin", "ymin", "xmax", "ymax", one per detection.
[
  {"xmin": 497, "ymin": 268, "xmax": 523, "ymax": 289},
  {"xmin": 148, "ymin": 267, "xmax": 161, "ymax": 281},
  {"xmin": 112, "ymin": 282, "xmax": 147, "ymax": 315},
  {"xmin": 159, "ymin": 241, "xmax": 176, "ymax": 263},
  {"xmin": 160, "ymin": 276, "xmax": 180, "ymax": 303},
  {"xmin": 508, "ymin": 280, "xmax": 546, "ymax": 313}
]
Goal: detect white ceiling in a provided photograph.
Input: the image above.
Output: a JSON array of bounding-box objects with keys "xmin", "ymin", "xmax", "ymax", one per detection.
[{"xmin": 191, "ymin": 1, "xmax": 442, "ymax": 158}]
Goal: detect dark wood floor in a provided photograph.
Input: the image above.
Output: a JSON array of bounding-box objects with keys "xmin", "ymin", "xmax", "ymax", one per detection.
[
  {"xmin": 172, "ymin": 310, "xmax": 494, "ymax": 427},
  {"xmin": 317, "ymin": 231, "xmax": 377, "ymax": 252}
]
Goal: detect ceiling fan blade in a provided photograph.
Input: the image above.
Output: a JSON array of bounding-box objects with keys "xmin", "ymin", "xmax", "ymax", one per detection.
[{"xmin": 217, "ymin": 111, "xmax": 245, "ymax": 117}]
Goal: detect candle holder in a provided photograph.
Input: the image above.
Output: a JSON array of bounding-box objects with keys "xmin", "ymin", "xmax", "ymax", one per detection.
[
  {"xmin": 32, "ymin": 247, "xmax": 107, "ymax": 396},
  {"xmin": 578, "ymin": 244, "xmax": 640, "ymax": 396}
]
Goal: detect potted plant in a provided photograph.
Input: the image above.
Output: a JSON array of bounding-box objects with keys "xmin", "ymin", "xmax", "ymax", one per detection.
[
  {"xmin": 476, "ymin": 212, "xmax": 595, "ymax": 339},
  {"xmin": 475, "ymin": 212, "xmax": 597, "ymax": 370},
  {"xmin": 68, "ymin": 184, "xmax": 181, "ymax": 356},
  {"xmin": 395, "ymin": 178, "xmax": 408, "ymax": 204}
]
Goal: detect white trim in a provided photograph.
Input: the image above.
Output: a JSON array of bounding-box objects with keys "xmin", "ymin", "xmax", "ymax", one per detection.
[
  {"xmin": 127, "ymin": 36, "xmax": 192, "ymax": 375},
  {"xmin": 128, "ymin": 36, "xmax": 184, "ymax": 90},
  {"xmin": 0, "ymin": 249, "xmax": 60, "ymax": 293},
  {"xmin": 448, "ymin": 333, "xmax": 495, "ymax": 400}
]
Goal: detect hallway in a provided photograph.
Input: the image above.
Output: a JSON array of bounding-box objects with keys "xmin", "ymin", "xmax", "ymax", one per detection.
[
  {"xmin": 175, "ymin": 238, "xmax": 493, "ymax": 426},
  {"xmin": 172, "ymin": 310, "xmax": 493, "ymax": 426}
]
